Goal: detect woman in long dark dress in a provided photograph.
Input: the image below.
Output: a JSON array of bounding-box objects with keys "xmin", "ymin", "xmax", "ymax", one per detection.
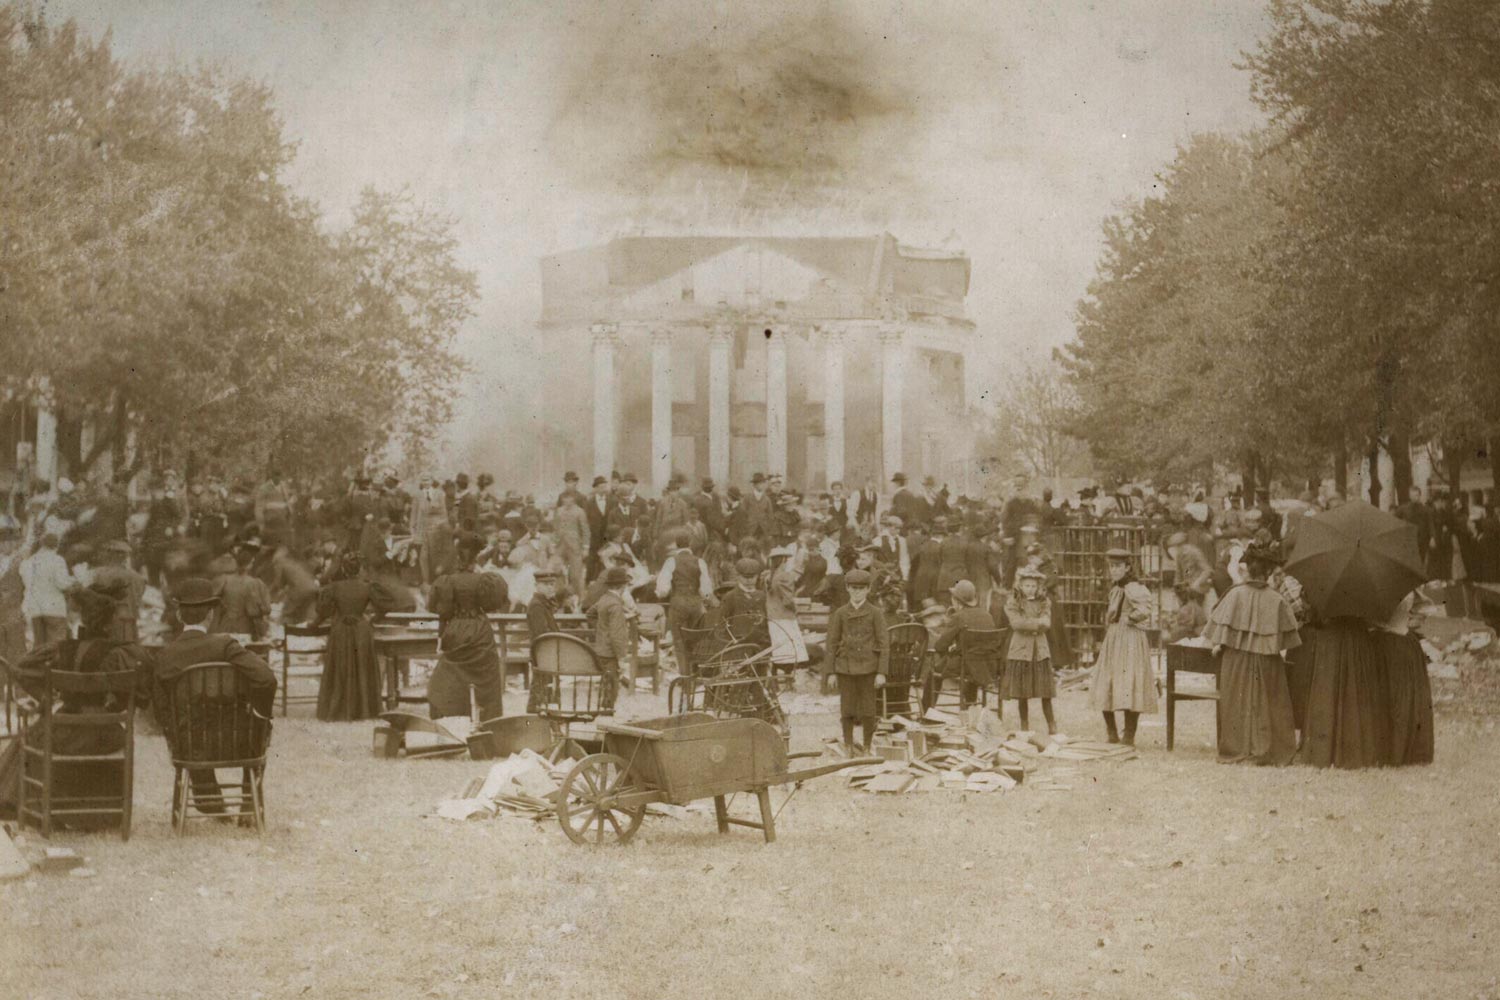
[
  {"xmin": 1204, "ymin": 538, "xmax": 1301, "ymax": 765},
  {"xmin": 312, "ymin": 552, "xmax": 395, "ymax": 721},
  {"xmin": 1301, "ymin": 618, "xmax": 1389, "ymax": 769},
  {"xmin": 1373, "ymin": 592, "xmax": 1434, "ymax": 766},
  {"xmin": 427, "ymin": 535, "xmax": 507, "ymax": 721}
]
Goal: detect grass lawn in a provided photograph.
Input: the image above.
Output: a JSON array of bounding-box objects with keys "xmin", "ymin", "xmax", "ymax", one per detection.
[{"xmin": 3, "ymin": 682, "xmax": 1498, "ymax": 1000}]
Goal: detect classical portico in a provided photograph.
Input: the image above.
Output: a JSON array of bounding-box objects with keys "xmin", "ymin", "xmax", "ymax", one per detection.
[{"xmin": 541, "ymin": 235, "xmax": 975, "ymax": 493}]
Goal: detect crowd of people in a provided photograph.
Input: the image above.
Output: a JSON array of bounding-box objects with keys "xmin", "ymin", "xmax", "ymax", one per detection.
[{"xmin": 0, "ymin": 461, "xmax": 1449, "ymax": 825}]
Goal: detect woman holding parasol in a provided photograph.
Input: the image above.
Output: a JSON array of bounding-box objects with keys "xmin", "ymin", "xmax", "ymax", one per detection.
[{"xmin": 1286, "ymin": 500, "xmax": 1429, "ymax": 768}]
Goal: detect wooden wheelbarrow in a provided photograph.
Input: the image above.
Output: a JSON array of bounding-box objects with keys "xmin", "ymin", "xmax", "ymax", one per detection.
[{"xmin": 556, "ymin": 713, "xmax": 879, "ymax": 845}]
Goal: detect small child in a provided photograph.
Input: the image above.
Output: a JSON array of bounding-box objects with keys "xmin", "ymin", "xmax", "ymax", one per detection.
[
  {"xmin": 1001, "ymin": 567, "xmax": 1057, "ymax": 734},
  {"xmin": 823, "ymin": 569, "xmax": 888, "ymax": 753},
  {"xmin": 1165, "ymin": 583, "xmax": 1207, "ymax": 643}
]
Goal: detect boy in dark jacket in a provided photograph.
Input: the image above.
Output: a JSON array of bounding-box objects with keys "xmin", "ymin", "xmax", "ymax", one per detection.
[{"xmin": 823, "ymin": 569, "xmax": 889, "ymax": 753}]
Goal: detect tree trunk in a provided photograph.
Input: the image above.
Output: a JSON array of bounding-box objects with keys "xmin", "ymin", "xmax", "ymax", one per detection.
[
  {"xmin": 1489, "ymin": 437, "xmax": 1500, "ymax": 500},
  {"xmin": 1367, "ymin": 445, "xmax": 1382, "ymax": 508},
  {"xmin": 1389, "ymin": 426, "xmax": 1413, "ymax": 501},
  {"xmin": 1334, "ymin": 441, "xmax": 1349, "ymax": 498},
  {"xmin": 1241, "ymin": 451, "xmax": 1258, "ymax": 506},
  {"xmin": 1445, "ymin": 441, "xmax": 1465, "ymax": 499}
]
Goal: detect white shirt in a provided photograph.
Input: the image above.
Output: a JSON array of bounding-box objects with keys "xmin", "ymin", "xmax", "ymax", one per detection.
[
  {"xmin": 819, "ymin": 536, "xmax": 844, "ymax": 575},
  {"xmin": 655, "ymin": 551, "xmax": 714, "ymax": 601},
  {"xmin": 20, "ymin": 548, "xmax": 75, "ymax": 619}
]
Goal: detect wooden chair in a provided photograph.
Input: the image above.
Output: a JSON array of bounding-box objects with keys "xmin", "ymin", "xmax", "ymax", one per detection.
[
  {"xmin": 17, "ymin": 667, "xmax": 137, "ymax": 840},
  {"xmin": 881, "ymin": 623, "xmax": 927, "ymax": 720},
  {"xmin": 158, "ymin": 662, "xmax": 272, "ymax": 836},
  {"xmin": 632, "ymin": 604, "xmax": 665, "ymax": 694},
  {"xmin": 1165, "ymin": 642, "xmax": 1220, "ymax": 751},
  {"xmin": 530, "ymin": 633, "xmax": 613, "ymax": 760},
  {"xmin": 934, "ymin": 628, "xmax": 1006, "ymax": 712},
  {"xmin": 279, "ymin": 624, "xmax": 330, "ymax": 717},
  {"xmin": 674, "ymin": 625, "xmax": 717, "ymax": 680}
]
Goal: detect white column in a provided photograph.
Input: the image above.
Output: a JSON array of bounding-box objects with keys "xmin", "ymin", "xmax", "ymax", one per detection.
[
  {"xmin": 651, "ymin": 328, "xmax": 673, "ymax": 493},
  {"xmin": 822, "ymin": 326, "xmax": 845, "ymax": 487},
  {"xmin": 591, "ymin": 324, "xmax": 619, "ymax": 479},
  {"xmin": 708, "ymin": 326, "xmax": 731, "ymax": 484},
  {"xmin": 765, "ymin": 325, "xmax": 788, "ymax": 477},
  {"xmin": 35, "ymin": 382, "xmax": 58, "ymax": 487},
  {"xmin": 880, "ymin": 325, "xmax": 905, "ymax": 482}
]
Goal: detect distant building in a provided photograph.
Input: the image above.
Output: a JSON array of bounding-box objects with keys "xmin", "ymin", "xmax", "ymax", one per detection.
[{"xmin": 533, "ymin": 234, "xmax": 977, "ymax": 492}]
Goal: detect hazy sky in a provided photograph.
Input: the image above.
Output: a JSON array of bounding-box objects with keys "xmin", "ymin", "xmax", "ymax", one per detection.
[{"xmin": 44, "ymin": 0, "xmax": 1269, "ymax": 466}]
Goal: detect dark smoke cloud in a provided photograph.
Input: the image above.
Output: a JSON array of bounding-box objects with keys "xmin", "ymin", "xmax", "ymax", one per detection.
[{"xmin": 547, "ymin": 1, "xmax": 983, "ymax": 226}]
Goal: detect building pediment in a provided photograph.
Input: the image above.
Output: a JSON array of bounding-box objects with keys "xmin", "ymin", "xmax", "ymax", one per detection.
[{"xmin": 618, "ymin": 241, "xmax": 861, "ymax": 313}]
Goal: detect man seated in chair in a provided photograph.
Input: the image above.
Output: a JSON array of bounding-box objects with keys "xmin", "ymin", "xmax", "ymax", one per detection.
[
  {"xmin": 149, "ymin": 576, "xmax": 277, "ymax": 815},
  {"xmin": 525, "ymin": 570, "xmax": 562, "ymax": 713},
  {"xmin": 929, "ymin": 579, "xmax": 998, "ymax": 711}
]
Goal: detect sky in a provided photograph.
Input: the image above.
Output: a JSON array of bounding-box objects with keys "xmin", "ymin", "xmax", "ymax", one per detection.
[{"xmin": 42, "ymin": 0, "xmax": 1270, "ymax": 471}]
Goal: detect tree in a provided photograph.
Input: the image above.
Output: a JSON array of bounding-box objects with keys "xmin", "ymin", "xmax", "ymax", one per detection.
[
  {"xmin": 0, "ymin": 6, "xmax": 477, "ymax": 484},
  {"xmin": 976, "ymin": 358, "xmax": 1091, "ymax": 488},
  {"xmin": 1243, "ymin": 0, "xmax": 1500, "ymax": 498}
]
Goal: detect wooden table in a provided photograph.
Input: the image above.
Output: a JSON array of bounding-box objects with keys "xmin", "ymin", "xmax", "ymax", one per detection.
[
  {"xmin": 1165, "ymin": 641, "xmax": 1218, "ymax": 751},
  {"xmin": 374, "ymin": 629, "xmax": 440, "ymax": 711}
]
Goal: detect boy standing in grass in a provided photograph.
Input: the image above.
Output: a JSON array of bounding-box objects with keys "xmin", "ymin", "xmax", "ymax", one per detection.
[{"xmin": 823, "ymin": 569, "xmax": 888, "ymax": 753}]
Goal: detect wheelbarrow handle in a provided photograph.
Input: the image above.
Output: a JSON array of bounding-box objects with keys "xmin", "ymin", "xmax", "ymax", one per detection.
[{"xmin": 779, "ymin": 756, "xmax": 885, "ymax": 784}]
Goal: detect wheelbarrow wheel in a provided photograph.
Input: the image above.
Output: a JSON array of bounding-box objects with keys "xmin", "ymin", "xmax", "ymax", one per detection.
[{"xmin": 557, "ymin": 753, "xmax": 647, "ymax": 846}]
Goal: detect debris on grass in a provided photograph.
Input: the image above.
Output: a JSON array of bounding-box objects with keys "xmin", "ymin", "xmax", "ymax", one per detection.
[{"xmin": 840, "ymin": 717, "xmax": 1135, "ymax": 795}]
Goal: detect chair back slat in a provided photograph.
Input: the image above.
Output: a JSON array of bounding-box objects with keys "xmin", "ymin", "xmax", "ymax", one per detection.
[
  {"xmin": 530, "ymin": 633, "xmax": 602, "ymax": 677},
  {"xmin": 885, "ymin": 623, "xmax": 929, "ymax": 685},
  {"xmin": 161, "ymin": 662, "xmax": 271, "ymax": 764},
  {"xmin": 46, "ymin": 669, "xmax": 138, "ymax": 695}
]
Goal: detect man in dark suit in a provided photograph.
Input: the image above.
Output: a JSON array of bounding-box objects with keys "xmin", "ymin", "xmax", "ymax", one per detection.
[
  {"xmin": 890, "ymin": 472, "xmax": 919, "ymax": 531},
  {"xmin": 605, "ymin": 473, "xmax": 649, "ymax": 552},
  {"xmin": 585, "ymin": 475, "xmax": 611, "ymax": 579},
  {"xmin": 856, "ymin": 480, "xmax": 879, "ymax": 531},
  {"xmin": 558, "ymin": 471, "xmax": 586, "ymax": 510},
  {"xmin": 828, "ymin": 480, "xmax": 853, "ymax": 533},
  {"xmin": 741, "ymin": 473, "xmax": 775, "ymax": 543},
  {"xmin": 694, "ymin": 479, "xmax": 725, "ymax": 542},
  {"xmin": 148, "ymin": 577, "xmax": 277, "ymax": 816}
]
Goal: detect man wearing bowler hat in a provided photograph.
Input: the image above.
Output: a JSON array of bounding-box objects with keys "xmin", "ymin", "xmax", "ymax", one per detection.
[
  {"xmin": 589, "ymin": 566, "xmax": 634, "ymax": 710},
  {"xmin": 148, "ymin": 577, "xmax": 278, "ymax": 815},
  {"xmin": 890, "ymin": 472, "xmax": 921, "ymax": 531},
  {"xmin": 558, "ymin": 471, "xmax": 585, "ymax": 511},
  {"xmin": 585, "ymin": 475, "xmax": 612, "ymax": 580}
]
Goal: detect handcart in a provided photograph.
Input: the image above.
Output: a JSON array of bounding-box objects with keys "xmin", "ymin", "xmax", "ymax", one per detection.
[{"xmin": 556, "ymin": 713, "xmax": 879, "ymax": 845}]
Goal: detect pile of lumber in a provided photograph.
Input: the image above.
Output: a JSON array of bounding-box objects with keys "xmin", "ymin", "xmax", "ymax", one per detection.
[{"xmin": 837, "ymin": 708, "xmax": 1135, "ymax": 796}]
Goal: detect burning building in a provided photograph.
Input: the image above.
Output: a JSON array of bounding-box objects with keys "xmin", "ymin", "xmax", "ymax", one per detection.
[{"xmin": 531, "ymin": 233, "xmax": 977, "ymax": 493}]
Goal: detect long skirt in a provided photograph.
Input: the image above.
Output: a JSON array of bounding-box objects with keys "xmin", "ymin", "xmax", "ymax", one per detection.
[
  {"xmin": 767, "ymin": 617, "xmax": 809, "ymax": 665},
  {"xmin": 1373, "ymin": 631, "xmax": 1434, "ymax": 766},
  {"xmin": 317, "ymin": 616, "xmax": 382, "ymax": 721},
  {"xmin": 999, "ymin": 656, "xmax": 1055, "ymax": 700},
  {"xmin": 1284, "ymin": 629, "xmax": 1315, "ymax": 732},
  {"xmin": 427, "ymin": 619, "xmax": 505, "ymax": 722},
  {"xmin": 1301, "ymin": 622, "xmax": 1389, "ymax": 769},
  {"xmin": 1217, "ymin": 649, "xmax": 1297, "ymax": 765},
  {"xmin": 1047, "ymin": 617, "xmax": 1075, "ymax": 670},
  {"xmin": 1088, "ymin": 623, "xmax": 1157, "ymax": 713}
]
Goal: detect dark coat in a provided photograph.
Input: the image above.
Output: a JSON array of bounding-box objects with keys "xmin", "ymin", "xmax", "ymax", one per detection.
[
  {"xmin": 824, "ymin": 601, "xmax": 889, "ymax": 676},
  {"xmin": 151, "ymin": 629, "xmax": 277, "ymax": 718}
]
